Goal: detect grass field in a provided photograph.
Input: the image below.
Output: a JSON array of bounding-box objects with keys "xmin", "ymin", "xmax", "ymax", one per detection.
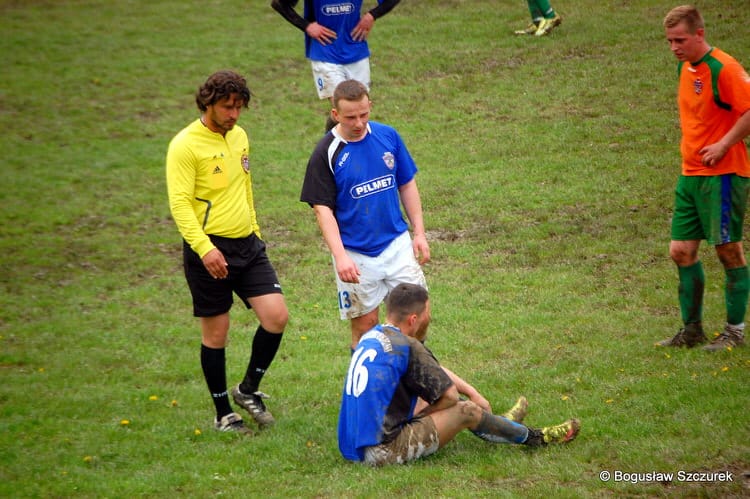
[{"xmin": 1, "ymin": 0, "xmax": 748, "ymax": 497}]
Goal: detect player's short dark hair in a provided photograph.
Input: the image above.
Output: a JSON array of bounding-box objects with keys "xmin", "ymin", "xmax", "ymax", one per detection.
[
  {"xmin": 333, "ymin": 79, "xmax": 369, "ymax": 109},
  {"xmin": 664, "ymin": 5, "xmax": 704, "ymax": 32},
  {"xmin": 386, "ymin": 283, "xmax": 428, "ymax": 322},
  {"xmin": 196, "ymin": 70, "xmax": 251, "ymax": 111}
]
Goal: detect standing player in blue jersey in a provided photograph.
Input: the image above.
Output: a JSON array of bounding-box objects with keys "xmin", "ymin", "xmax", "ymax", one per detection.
[
  {"xmin": 271, "ymin": 0, "xmax": 400, "ymax": 131},
  {"xmin": 338, "ymin": 283, "xmax": 580, "ymax": 466},
  {"xmin": 300, "ymin": 79, "xmax": 429, "ymax": 351}
]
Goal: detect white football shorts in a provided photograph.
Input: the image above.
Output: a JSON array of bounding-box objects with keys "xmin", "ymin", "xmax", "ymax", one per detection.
[
  {"xmin": 310, "ymin": 58, "xmax": 371, "ymax": 99},
  {"xmin": 334, "ymin": 231, "xmax": 427, "ymax": 320}
]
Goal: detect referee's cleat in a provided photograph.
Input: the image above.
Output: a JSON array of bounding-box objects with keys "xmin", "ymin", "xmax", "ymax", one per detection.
[
  {"xmin": 214, "ymin": 412, "xmax": 254, "ymax": 435},
  {"xmin": 534, "ymin": 14, "xmax": 562, "ymax": 36},
  {"xmin": 514, "ymin": 22, "xmax": 539, "ymax": 35},
  {"xmin": 501, "ymin": 396, "xmax": 528, "ymax": 423},
  {"xmin": 232, "ymin": 386, "xmax": 276, "ymax": 428}
]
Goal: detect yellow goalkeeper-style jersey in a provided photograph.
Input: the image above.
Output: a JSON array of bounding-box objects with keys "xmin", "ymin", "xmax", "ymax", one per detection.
[{"xmin": 166, "ymin": 119, "xmax": 260, "ymax": 258}]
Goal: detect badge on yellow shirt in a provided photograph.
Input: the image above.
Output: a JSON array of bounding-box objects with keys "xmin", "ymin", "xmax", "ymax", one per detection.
[
  {"xmin": 210, "ymin": 156, "xmax": 228, "ymax": 190},
  {"xmin": 242, "ymin": 152, "xmax": 249, "ymax": 174}
]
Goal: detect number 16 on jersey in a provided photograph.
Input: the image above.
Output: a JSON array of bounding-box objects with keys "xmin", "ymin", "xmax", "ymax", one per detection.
[{"xmin": 345, "ymin": 348, "xmax": 376, "ymax": 397}]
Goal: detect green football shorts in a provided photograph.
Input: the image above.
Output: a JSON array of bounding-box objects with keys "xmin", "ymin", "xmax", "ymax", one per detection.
[{"xmin": 671, "ymin": 174, "xmax": 749, "ymax": 245}]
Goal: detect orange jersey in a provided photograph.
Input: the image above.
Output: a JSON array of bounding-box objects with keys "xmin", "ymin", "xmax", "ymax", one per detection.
[{"xmin": 677, "ymin": 47, "xmax": 750, "ymax": 176}]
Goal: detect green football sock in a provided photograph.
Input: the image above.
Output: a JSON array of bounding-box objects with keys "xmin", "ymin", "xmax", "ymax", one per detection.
[
  {"xmin": 678, "ymin": 261, "xmax": 704, "ymax": 324},
  {"xmin": 527, "ymin": 0, "xmax": 543, "ymax": 21},
  {"xmin": 535, "ymin": 0, "xmax": 556, "ymax": 18},
  {"xmin": 725, "ymin": 266, "xmax": 749, "ymax": 326}
]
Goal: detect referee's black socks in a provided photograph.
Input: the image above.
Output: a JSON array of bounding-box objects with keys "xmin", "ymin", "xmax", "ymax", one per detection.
[{"xmin": 239, "ymin": 326, "xmax": 283, "ymax": 394}]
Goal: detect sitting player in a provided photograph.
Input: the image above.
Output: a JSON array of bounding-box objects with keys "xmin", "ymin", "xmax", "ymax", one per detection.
[{"xmin": 338, "ymin": 283, "xmax": 580, "ymax": 465}]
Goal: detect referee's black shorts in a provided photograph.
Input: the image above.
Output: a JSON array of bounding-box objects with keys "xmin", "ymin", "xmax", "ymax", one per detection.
[{"xmin": 183, "ymin": 233, "xmax": 283, "ymax": 317}]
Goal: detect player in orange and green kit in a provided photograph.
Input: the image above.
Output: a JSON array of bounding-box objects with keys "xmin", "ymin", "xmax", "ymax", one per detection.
[{"xmin": 658, "ymin": 6, "xmax": 750, "ymax": 351}]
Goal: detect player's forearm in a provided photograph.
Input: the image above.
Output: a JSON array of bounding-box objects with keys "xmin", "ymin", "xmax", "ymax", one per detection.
[
  {"xmin": 721, "ymin": 110, "xmax": 750, "ymax": 149},
  {"xmin": 271, "ymin": 0, "xmax": 310, "ymax": 32},
  {"xmin": 169, "ymin": 207, "xmax": 214, "ymax": 257},
  {"xmin": 399, "ymin": 180, "xmax": 426, "ymax": 236},
  {"xmin": 418, "ymin": 385, "xmax": 459, "ymax": 417},
  {"xmin": 313, "ymin": 204, "xmax": 348, "ymax": 260},
  {"xmin": 368, "ymin": 0, "xmax": 400, "ymax": 20},
  {"xmin": 442, "ymin": 367, "xmax": 480, "ymax": 400},
  {"xmin": 166, "ymin": 177, "xmax": 213, "ymax": 257}
]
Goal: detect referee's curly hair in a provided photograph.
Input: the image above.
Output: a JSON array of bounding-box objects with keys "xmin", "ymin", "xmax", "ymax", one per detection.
[{"xmin": 196, "ymin": 70, "xmax": 251, "ymax": 112}]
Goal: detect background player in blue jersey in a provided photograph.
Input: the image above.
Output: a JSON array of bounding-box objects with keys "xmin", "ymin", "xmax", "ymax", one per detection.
[
  {"xmin": 271, "ymin": 0, "xmax": 400, "ymax": 130},
  {"xmin": 300, "ymin": 80, "xmax": 430, "ymax": 350},
  {"xmin": 338, "ymin": 283, "xmax": 580, "ymax": 466}
]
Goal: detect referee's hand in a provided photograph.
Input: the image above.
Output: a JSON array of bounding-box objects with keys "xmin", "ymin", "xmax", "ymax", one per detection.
[{"xmin": 202, "ymin": 248, "xmax": 229, "ymax": 279}]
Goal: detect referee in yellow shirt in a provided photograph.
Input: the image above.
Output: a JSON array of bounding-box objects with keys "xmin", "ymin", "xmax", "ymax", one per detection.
[{"xmin": 166, "ymin": 70, "xmax": 287, "ymax": 434}]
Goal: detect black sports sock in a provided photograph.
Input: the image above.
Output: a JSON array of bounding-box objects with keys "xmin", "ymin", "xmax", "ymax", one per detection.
[
  {"xmin": 523, "ymin": 428, "xmax": 545, "ymax": 447},
  {"xmin": 239, "ymin": 326, "xmax": 283, "ymax": 394},
  {"xmin": 200, "ymin": 344, "xmax": 233, "ymax": 418}
]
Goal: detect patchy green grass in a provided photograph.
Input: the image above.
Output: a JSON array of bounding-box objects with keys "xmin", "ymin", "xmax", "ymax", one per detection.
[{"xmin": 1, "ymin": 0, "xmax": 748, "ymax": 496}]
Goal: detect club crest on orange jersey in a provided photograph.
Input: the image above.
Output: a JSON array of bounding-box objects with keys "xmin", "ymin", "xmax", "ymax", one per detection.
[
  {"xmin": 693, "ymin": 78, "xmax": 703, "ymax": 95},
  {"xmin": 382, "ymin": 152, "xmax": 395, "ymax": 170}
]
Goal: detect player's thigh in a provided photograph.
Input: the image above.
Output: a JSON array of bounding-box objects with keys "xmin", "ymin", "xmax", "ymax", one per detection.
[
  {"xmin": 689, "ymin": 174, "xmax": 749, "ymax": 246},
  {"xmin": 247, "ymin": 293, "xmax": 288, "ymax": 333},
  {"xmin": 362, "ymin": 416, "xmax": 439, "ymax": 466},
  {"xmin": 183, "ymin": 241, "xmax": 234, "ymax": 317},
  {"xmin": 383, "ymin": 233, "xmax": 427, "ymax": 290},
  {"xmin": 334, "ymin": 252, "xmax": 388, "ymax": 320},
  {"xmin": 429, "ymin": 401, "xmax": 482, "ymax": 447},
  {"xmin": 200, "ymin": 313, "xmax": 230, "ymax": 348},
  {"xmin": 707, "ymin": 174, "xmax": 749, "ymax": 245},
  {"xmin": 310, "ymin": 60, "xmax": 348, "ymax": 99},
  {"xmin": 669, "ymin": 239, "xmax": 701, "ymax": 265},
  {"xmin": 715, "ymin": 241, "xmax": 746, "ymax": 268},
  {"xmin": 343, "ymin": 58, "xmax": 371, "ymax": 90},
  {"xmin": 671, "ymin": 175, "xmax": 705, "ymax": 241},
  {"xmin": 233, "ymin": 240, "xmax": 286, "ymax": 328}
]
